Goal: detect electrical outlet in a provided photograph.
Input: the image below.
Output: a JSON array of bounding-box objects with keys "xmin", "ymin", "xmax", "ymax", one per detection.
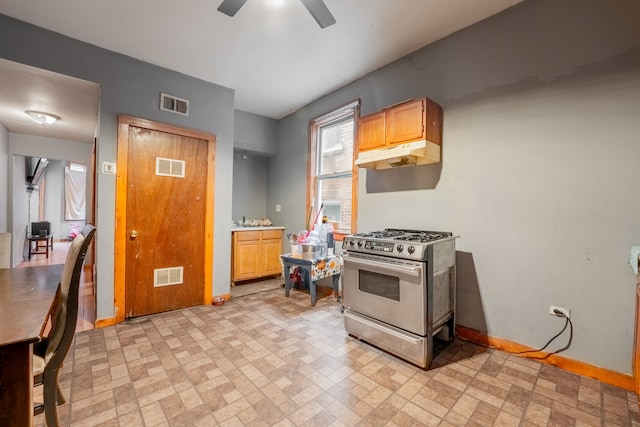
[
  {"xmin": 549, "ymin": 305, "xmax": 571, "ymax": 319},
  {"xmin": 276, "ymin": 204, "xmax": 281, "ymax": 212}
]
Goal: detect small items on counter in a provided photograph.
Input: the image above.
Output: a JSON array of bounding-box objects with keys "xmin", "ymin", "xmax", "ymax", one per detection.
[
  {"xmin": 287, "ymin": 222, "xmax": 334, "ymax": 257},
  {"xmin": 234, "ymin": 217, "xmax": 273, "ymax": 227},
  {"xmin": 327, "ymin": 231, "xmax": 335, "ymax": 256}
]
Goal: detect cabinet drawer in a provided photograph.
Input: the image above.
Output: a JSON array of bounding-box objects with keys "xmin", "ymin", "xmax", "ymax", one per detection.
[
  {"xmin": 261, "ymin": 229, "xmax": 282, "ymax": 240},
  {"xmin": 235, "ymin": 230, "xmax": 261, "ymax": 241}
]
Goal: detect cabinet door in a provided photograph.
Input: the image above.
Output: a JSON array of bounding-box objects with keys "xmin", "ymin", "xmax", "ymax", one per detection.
[
  {"xmin": 358, "ymin": 111, "xmax": 385, "ymax": 151},
  {"xmin": 234, "ymin": 240, "xmax": 261, "ymax": 281},
  {"xmin": 385, "ymin": 99, "xmax": 425, "ymax": 145},
  {"xmin": 261, "ymin": 239, "xmax": 282, "ymax": 276}
]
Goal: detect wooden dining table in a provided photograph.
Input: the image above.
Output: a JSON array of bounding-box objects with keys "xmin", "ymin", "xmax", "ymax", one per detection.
[{"xmin": 0, "ymin": 264, "xmax": 62, "ymax": 427}]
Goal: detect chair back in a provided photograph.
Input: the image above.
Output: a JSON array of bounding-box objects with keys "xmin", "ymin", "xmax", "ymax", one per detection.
[
  {"xmin": 42, "ymin": 224, "xmax": 96, "ymax": 367},
  {"xmin": 31, "ymin": 221, "xmax": 51, "ymax": 237}
]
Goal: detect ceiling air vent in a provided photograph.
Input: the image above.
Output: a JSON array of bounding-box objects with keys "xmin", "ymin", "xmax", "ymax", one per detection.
[{"xmin": 160, "ymin": 92, "xmax": 189, "ymax": 116}]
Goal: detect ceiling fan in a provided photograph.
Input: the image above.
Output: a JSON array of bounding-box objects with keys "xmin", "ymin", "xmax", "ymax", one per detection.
[{"xmin": 217, "ymin": 0, "xmax": 336, "ymax": 29}]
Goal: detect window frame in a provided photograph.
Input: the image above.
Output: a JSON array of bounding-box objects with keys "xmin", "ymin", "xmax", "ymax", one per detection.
[{"xmin": 307, "ymin": 100, "xmax": 360, "ymax": 241}]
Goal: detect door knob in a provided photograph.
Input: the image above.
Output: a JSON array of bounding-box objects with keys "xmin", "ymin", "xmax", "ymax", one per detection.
[{"xmin": 130, "ymin": 230, "xmax": 139, "ymax": 239}]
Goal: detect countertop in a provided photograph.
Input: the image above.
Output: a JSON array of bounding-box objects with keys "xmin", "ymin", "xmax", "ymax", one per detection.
[{"xmin": 231, "ymin": 226, "xmax": 285, "ymax": 232}]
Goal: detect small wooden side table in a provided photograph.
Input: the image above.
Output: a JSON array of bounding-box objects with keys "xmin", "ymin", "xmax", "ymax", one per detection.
[
  {"xmin": 27, "ymin": 234, "xmax": 53, "ymax": 260},
  {"xmin": 280, "ymin": 254, "xmax": 341, "ymax": 306}
]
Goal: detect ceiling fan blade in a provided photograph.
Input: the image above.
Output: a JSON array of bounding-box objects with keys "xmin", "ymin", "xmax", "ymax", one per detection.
[
  {"xmin": 217, "ymin": 0, "xmax": 249, "ymax": 17},
  {"xmin": 299, "ymin": 0, "xmax": 336, "ymax": 28}
]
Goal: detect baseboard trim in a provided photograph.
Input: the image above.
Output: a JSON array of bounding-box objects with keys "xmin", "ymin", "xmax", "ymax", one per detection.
[
  {"xmin": 95, "ymin": 317, "xmax": 119, "ymax": 328},
  {"xmin": 456, "ymin": 325, "xmax": 635, "ymax": 392},
  {"xmin": 94, "ymin": 297, "xmax": 233, "ymax": 328}
]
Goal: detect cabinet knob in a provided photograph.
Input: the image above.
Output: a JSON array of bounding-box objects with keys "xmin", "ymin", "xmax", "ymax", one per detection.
[{"xmin": 130, "ymin": 230, "xmax": 139, "ymax": 239}]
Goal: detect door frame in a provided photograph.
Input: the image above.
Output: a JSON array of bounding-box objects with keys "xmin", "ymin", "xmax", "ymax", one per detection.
[{"xmin": 113, "ymin": 115, "xmax": 215, "ymax": 323}]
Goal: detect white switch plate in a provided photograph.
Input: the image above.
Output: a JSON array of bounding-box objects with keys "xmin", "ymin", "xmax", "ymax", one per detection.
[
  {"xmin": 276, "ymin": 204, "xmax": 281, "ymax": 212},
  {"xmin": 102, "ymin": 162, "xmax": 116, "ymax": 174}
]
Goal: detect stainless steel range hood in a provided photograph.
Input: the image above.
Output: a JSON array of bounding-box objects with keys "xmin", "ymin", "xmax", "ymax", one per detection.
[{"xmin": 354, "ymin": 140, "xmax": 440, "ymax": 170}]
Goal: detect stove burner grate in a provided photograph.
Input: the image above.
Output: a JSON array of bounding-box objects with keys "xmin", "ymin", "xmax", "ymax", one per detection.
[
  {"xmin": 352, "ymin": 229, "xmax": 452, "ymax": 243},
  {"xmin": 394, "ymin": 232, "xmax": 451, "ymax": 243},
  {"xmin": 357, "ymin": 230, "xmax": 405, "ymax": 239}
]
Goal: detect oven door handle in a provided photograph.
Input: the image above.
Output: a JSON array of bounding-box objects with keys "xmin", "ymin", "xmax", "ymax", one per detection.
[{"xmin": 343, "ymin": 256, "xmax": 422, "ymax": 277}]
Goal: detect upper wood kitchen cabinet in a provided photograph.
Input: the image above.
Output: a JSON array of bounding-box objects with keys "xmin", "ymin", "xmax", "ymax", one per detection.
[
  {"xmin": 386, "ymin": 99, "xmax": 427, "ymax": 145},
  {"xmin": 357, "ymin": 111, "xmax": 385, "ymax": 151},
  {"xmin": 357, "ymin": 97, "xmax": 443, "ymax": 152}
]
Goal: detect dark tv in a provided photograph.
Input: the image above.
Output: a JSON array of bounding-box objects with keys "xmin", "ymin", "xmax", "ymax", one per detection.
[{"xmin": 25, "ymin": 156, "xmax": 50, "ymax": 190}]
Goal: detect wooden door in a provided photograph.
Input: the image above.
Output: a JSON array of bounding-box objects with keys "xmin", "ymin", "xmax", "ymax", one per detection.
[{"xmin": 124, "ymin": 124, "xmax": 207, "ymax": 317}]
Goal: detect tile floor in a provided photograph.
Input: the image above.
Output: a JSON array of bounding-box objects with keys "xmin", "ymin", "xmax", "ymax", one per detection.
[
  {"xmin": 36, "ymin": 288, "xmax": 639, "ymax": 427},
  {"xmin": 230, "ymin": 278, "xmax": 284, "ymax": 298}
]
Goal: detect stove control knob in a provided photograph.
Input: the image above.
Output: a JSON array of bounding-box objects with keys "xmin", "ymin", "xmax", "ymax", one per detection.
[
  {"xmin": 349, "ymin": 239, "xmax": 355, "ymax": 247},
  {"xmin": 408, "ymin": 245, "xmax": 415, "ymax": 254},
  {"xmin": 357, "ymin": 240, "xmax": 364, "ymax": 248},
  {"xmin": 396, "ymin": 244, "xmax": 404, "ymax": 253}
]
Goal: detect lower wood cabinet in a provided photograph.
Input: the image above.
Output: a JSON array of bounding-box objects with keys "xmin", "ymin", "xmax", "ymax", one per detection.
[{"xmin": 232, "ymin": 229, "xmax": 283, "ymax": 284}]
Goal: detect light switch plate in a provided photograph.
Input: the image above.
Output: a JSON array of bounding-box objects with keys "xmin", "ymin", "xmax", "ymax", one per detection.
[{"xmin": 102, "ymin": 162, "xmax": 116, "ymax": 174}]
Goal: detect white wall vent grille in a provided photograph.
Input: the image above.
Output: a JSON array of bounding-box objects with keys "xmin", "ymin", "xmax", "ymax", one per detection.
[
  {"xmin": 156, "ymin": 157, "xmax": 185, "ymax": 178},
  {"xmin": 160, "ymin": 92, "xmax": 189, "ymax": 116},
  {"xmin": 154, "ymin": 266, "xmax": 184, "ymax": 287}
]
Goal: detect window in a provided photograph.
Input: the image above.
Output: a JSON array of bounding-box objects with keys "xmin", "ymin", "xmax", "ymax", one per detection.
[
  {"xmin": 65, "ymin": 162, "xmax": 86, "ymax": 220},
  {"xmin": 308, "ymin": 101, "xmax": 359, "ymax": 238}
]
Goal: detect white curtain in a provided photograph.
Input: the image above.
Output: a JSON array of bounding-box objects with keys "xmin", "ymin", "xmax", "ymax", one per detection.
[{"xmin": 64, "ymin": 167, "xmax": 86, "ymax": 220}]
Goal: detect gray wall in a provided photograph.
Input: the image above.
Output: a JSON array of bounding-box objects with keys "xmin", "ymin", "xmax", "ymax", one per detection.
[
  {"xmin": 43, "ymin": 160, "xmax": 64, "ymax": 238},
  {"xmin": 0, "ymin": 124, "xmax": 7, "ymax": 231},
  {"xmin": 231, "ymin": 110, "xmax": 277, "ymax": 223},
  {"xmin": 270, "ymin": 0, "xmax": 640, "ymax": 374},
  {"xmin": 232, "ymin": 150, "xmax": 268, "ymax": 222},
  {"xmin": 11, "ymin": 154, "xmax": 30, "ymax": 261},
  {"xmin": 234, "ymin": 110, "xmax": 278, "ymax": 155},
  {"xmin": 0, "ymin": 14, "xmax": 236, "ymax": 318}
]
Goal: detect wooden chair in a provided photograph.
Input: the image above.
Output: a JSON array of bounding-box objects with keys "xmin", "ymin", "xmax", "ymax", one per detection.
[{"xmin": 32, "ymin": 224, "xmax": 96, "ymax": 427}]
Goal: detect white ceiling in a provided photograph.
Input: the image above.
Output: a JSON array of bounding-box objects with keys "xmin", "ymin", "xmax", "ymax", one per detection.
[
  {"xmin": 0, "ymin": 58, "xmax": 100, "ymax": 143},
  {"xmin": 0, "ymin": 0, "xmax": 522, "ymax": 142}
]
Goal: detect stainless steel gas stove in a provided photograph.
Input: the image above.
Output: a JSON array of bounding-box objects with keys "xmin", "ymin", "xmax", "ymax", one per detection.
[{"xmin": 342, "ymin": 229, "xmax": 457, "ymax": 368}]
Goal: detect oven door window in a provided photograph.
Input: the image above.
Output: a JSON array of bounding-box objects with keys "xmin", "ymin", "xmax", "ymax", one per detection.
[{"xmin": 358, "ymin": 270, "xmax": 400, "ymax": 301}]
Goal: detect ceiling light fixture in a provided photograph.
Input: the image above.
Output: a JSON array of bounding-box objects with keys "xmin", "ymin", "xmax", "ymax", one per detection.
[{"xmin": 25, "ymin": 110, "xmax": 60, "ymax": 125}]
